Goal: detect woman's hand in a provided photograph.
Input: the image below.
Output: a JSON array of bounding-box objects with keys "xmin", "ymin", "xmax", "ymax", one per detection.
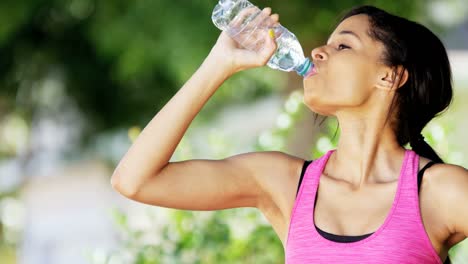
[{"xmin": 207, "ymin": 7, "xmax": 280, "ymax": 75}]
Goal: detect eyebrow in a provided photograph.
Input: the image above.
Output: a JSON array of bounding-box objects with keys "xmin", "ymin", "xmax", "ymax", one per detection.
[{"xmin": 327, "ymin": 30, "xmax": 362, "ymax": 44}]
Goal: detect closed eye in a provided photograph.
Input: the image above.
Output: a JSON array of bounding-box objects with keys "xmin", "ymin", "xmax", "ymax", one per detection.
[{"xmin": 337, "ymin": 44, "xmax": 351, "ymax": 50}]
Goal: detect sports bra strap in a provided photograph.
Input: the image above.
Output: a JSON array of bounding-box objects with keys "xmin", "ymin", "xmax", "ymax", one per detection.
[
  {"xmin": 417, "ymin": 161, "xmax": 437, "ymax": 194},
  {"xmin": 297, "ymin": 160, "xmax": 313, "ymax": 197}
]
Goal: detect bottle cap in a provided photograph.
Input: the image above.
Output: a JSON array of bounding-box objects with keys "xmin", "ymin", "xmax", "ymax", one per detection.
[{"xmin": 296, "ymin": 58, "xmax": 313, "ymax": 77}]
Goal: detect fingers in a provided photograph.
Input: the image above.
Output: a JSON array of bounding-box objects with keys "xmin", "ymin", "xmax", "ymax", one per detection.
[
  {"xmin": 255, "ymin": 32, "xmax": 277, "ymax": 66},
  {"xmin": 249, "ymin": 7, "xmax": 272, "ymax": 30},
  {"xmin": 270, "ymin": 13, "xmax": 279, "ymax": 22},
  {"xmin": 227, "ymin": 6, "xmax": 281, "ymax": 54},
  {"xmin": 236, "ymin": 7, "xmax": 269, "ymax": 50},
  {"xmin": 243, "ymin": 7, "xmax": 276, "ymax": 30},
  {"xmin": 249, "ymin": 8, "xmax": 280, "ymax": 52},
  {"xmin": 230, "ymin": 6, "xmax": 258, "ymax": 29},
  {"xmin": 262, "ymin": 7, "xmax": 272, "ymax": 16},
  {"xmin": 230, "ymin": 7, "xmax": 279, "ymax": 32}
]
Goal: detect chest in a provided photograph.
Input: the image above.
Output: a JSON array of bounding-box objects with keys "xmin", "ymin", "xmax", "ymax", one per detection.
[
  {"xmin": 285, "ymin": 174, "xmax": 448, "ymax": 256},
  {"xmin": 313, "ymin": 177, "xmax": 398, "ymax": 236},
  {"xmin": 262, "ymin": 173, "xmax": 449, "ymax": 256}
]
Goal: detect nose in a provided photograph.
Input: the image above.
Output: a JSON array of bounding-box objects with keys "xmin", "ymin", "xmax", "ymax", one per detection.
[{"xmin": 311, "ymin": 46, "xmax": 328, "ymax": 61}]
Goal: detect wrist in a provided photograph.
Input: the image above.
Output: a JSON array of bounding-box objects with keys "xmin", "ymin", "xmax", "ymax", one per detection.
[
  {"xmin": 195, "ymin": 56, "xmax": 231, "ymax": 88},
  {"xmin": 205, "ymin": 50, "xmax": 236, "ymax": 78}
]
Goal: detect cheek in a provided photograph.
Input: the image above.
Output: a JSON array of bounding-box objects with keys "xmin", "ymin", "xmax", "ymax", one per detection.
[
  {"xmin": 327, "ymin": 60, "xmax": 374, "ymax": 104},
  {"xmin": 303, "ymin": 60, "xmax": 374, "ymax": 111}
]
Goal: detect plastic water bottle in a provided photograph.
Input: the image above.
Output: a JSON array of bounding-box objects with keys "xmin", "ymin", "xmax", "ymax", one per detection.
[{"xmin": 212, "ymin": 0, "xmax": 314, "ymax": 77}]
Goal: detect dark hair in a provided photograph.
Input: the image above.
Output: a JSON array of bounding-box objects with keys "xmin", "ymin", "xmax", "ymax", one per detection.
[{"xmin": 341, "ymin": 6, "xmax": 453, "ymax": 163}]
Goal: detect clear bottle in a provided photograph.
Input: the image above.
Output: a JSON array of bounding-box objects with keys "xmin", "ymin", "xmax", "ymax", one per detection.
[{"xmin": 212, "ymin": 0, "xmax": 314, "ymax": 77}]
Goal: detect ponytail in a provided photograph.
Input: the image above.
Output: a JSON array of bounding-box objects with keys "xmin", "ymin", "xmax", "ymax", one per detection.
[{"xmin": 409, "ymin": 134, "xmax": 443, "ymax": 163}]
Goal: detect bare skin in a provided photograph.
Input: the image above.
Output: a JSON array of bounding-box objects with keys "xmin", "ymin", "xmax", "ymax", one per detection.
[{"xmin": 111, "ymin": 9, "xmax": 468, "ymax": 262}]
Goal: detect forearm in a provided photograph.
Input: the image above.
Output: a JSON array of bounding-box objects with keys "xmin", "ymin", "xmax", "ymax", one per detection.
[{"xmin": 111, "ymin": 56, "xmax": 231, "ymax": 195}]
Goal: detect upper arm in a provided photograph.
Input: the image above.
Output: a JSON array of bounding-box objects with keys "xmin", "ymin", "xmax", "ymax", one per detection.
[
  {"xmin": 112, "ymin": 151, "xmax": 302, "ymax": 211},
  {"xmin": 431, "ymin": 164, "xmax": 468, "ymax": 237}
]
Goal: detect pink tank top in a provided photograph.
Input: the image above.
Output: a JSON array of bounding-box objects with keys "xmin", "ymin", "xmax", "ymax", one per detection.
[{"xmin": 285, "ymin": 149, "xmax": 442, "ymax": 263}]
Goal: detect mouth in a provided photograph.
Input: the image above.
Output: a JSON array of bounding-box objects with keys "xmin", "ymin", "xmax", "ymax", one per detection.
[{"xmin": 304, "ymin": 64, "xmax": 318, "ymax": 78}]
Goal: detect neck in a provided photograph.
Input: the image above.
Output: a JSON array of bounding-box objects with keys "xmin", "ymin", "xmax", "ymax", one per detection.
[{"xmin": 328, "ymin": 110, "xmax": 406, "ymax": 189}]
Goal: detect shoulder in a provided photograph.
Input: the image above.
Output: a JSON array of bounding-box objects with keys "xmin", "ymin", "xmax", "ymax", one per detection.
[
  {"xmin": 227, "ymin": 151, "xmax": 305, "ymax": 193},
  {"xmin": 242, "ymin": 151, "xmax": 305, "ymax": 190},
  {"xmin": 229, "ymin": 151, "xmax": 305, "ymax": 180},
  {"xmin": 423, "ymin": 163, "xmax": 468, "ymax": 192},
  {"xmin": 240, "ymin": 151, "xmax": 305, "ymax": 212},
  {"xmin": 423, "ymin": 162, "xmax": 468, "ymax": 234}
]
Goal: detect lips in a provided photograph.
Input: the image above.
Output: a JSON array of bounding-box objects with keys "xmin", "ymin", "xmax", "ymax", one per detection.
[{"xmin": 304, "ymin": 64, "xmax": 318, "ymax": 78}]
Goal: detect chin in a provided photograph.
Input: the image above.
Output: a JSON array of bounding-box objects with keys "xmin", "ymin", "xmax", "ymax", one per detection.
[
  {"xmin": 303, "ymin": 96, "xmax": 334, "ymax": 116},
  {"xmin": 309, "ymin": 107, "xmax": 333, "ymax": 116}
]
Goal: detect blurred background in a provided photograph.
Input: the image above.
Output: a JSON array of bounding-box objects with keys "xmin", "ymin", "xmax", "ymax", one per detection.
[{"xmin": 0, "ymin": 0, "xmax": 467, "ymax": 263}]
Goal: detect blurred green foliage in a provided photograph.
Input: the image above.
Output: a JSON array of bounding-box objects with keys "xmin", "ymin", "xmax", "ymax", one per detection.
[
  {"xmin": 98, "ymin": 208, "xmax": 284, "ymax": 264},
  {"xmin": 0, "ymin": 0, "xmax": 426, "ymax": 149}
]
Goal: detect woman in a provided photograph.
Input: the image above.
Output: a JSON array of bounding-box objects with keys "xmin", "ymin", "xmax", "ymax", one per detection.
[{"xmin": 111, "ymin": 5, "xmax": 467, "ymax": 263}]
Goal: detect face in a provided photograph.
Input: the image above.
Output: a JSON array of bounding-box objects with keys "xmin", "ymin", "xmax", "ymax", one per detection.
[{"xmin": 303, "ymin": 15, "xmax": 390, "ymax": 116}]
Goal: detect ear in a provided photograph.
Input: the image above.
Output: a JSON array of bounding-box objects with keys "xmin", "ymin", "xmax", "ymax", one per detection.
[{"xmin": 375, "ymin": 66, "xmax": 408, "ymax": 91}]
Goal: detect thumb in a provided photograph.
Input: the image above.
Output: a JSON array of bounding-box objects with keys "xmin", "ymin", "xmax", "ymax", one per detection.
[
  {"xmin": 257, "ymin": 29, "xmax": 277, "ymax": 64},
  {"xmin": 234, "ymin": 29, "xmax": 278, "ymax": 71}
]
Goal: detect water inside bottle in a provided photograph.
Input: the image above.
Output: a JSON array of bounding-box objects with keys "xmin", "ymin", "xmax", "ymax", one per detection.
[{"xmin": 267, "ymin": 27, "xmax": 308, "ymax": 73}]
